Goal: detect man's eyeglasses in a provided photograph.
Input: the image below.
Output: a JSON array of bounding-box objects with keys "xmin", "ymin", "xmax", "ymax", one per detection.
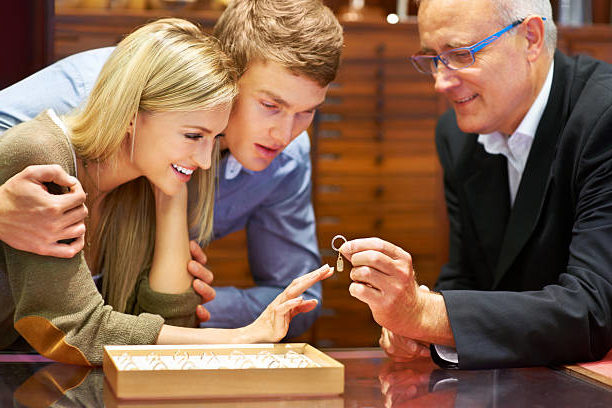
[{"xmin": 410, "ymin": 17, "xmax": 546, "ymax": 74}]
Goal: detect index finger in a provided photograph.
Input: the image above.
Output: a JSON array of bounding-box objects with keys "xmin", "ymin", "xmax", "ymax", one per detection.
[
  {"xmin": 25, "ymin": 164, "xmax": 79, "ymax": 187},
  {"xmin": 340, "ymin": 237, "xmax": 408, "ymax": 261},
  {"xmin": 280, "ymin": 264, "xmax": 333, "ymax": 301}
]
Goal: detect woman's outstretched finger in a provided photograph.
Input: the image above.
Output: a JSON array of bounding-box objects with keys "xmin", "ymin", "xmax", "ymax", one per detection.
[{"xmin": 282, "ymin": 265, "xmax": 333, "ymax": 300}]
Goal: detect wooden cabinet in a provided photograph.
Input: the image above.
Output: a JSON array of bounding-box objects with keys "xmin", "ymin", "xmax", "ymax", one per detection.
[
  {"xmin": 52, "ymin": 10, "xmax": 612, "ymax": 347},
  {"xmin": 311, "ymin": 22, "xmax": 449, "ymax": 347}
]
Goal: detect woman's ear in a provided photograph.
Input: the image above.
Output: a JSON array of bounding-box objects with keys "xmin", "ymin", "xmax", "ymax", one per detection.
[{"xmin": 126, "ymin": 114, "xmax": 138, "ymax": 161}]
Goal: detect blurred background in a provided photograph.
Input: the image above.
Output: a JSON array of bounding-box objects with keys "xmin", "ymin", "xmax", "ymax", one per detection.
[{"xmin": 1, "ymin": 0, "xmax": 611, "ymax": 348}]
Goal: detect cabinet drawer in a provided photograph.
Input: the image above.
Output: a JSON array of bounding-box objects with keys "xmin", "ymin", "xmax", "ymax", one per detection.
[
  {"xmin": 329, "ymin": 76, "xmax": 435, "ymax": 98},
  {"xmin": 317, "ymin": 138, "xmax": 436, "ymax": 155},
  {"xmin": 342, "ymin": 27, "xmax": 421, "ymax": 59},
  {"xmin": 316, "ymin": 140, "xmax": 439, "ymax": 176},
  {"xmin": 320, "ymin": 94, "xmax": 439, "ymax": 117},
  {"xmin": 205, "ymin": 230, "xmax": 254, "ymax": 287},
  {"xmin": 316, "ymin": 205, "xmax": 439, "ymax": 232},
  {"xmin": 317, "ymin": 118, "xmax": 437, "ymax": 141},
  {"xmin": 317, "ymin": 153, "xmax": 438, "ymax": 176},
  {"xmin": 55, "ymin": 32, "xmax": 122, "ymax": 60},
  {"xmin": 316, "ymin": 174, "xmax": 440, "ymax": 205},
  {"xmin": 318, "ymin": 226, "xmax": 439, "ymax": 252},
  {"xmin": 333, "ymin": 61, "xmax": 429, "ymax": 83},
  {"xmin": 567, "ymin": 41, "xmax": 612, "ymax": 64}
]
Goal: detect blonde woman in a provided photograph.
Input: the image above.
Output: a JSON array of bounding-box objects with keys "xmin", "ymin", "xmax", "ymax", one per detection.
[{"xmin": 0, "ymin": 18, "xmax": 332, "ymax": 366}]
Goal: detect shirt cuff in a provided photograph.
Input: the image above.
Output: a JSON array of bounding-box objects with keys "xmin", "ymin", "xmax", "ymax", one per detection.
[{"xmin": 431, "ymin": 344, "xmax": 459, "ymax": 369}]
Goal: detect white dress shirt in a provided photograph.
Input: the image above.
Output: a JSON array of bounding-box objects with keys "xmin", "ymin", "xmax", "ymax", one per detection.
[{"xmin": 477, "ymin": 61, "xmax": 555, "ymax": 206}]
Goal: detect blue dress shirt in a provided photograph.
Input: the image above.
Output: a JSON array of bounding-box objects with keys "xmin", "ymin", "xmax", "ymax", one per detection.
[{"xmin": 0, "ymin": 48, "xmax": 322, "ymax": 338}]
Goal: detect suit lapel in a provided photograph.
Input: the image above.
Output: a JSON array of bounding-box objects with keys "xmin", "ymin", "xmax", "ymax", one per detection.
[
  {"xmin": 462, "ymin": 141, "xmax": 511, "ymax": 273},
  {"xmin": 492, "ymin": 53, "xmax": 571, "ymax": 288}
]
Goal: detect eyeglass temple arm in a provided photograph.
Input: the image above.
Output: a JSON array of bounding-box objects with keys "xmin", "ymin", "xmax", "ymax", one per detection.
[
  {"xmin": 470, "ymin": 19, "xmax": 524, "ymax": 53},
  {"xmin": 470, "ymin": 17, "xmax": 546, "ymax": 53}
]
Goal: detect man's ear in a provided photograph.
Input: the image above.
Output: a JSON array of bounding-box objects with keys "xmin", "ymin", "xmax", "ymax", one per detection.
[{"xmin": 524, "ymin": 16, "xmax": 546, "ymax": 62}]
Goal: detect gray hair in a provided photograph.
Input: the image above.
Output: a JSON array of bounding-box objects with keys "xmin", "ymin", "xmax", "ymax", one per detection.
[{"xmin": 415, "ymin": 0, "xmax": 557, "ymax": 54}]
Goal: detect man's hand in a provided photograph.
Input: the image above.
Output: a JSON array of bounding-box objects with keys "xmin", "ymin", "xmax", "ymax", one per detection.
[
  {"xmin": 188, "ymin": 240, "xmax": 216, "ymax": 322},
  {"xmin": 340, "ymin": 237, "xmax": 455, "ymax": 346},
  {"xmin": 0, "ymin": 165, "xmax": 87, "ymax": 258},
  {"xmin": 380, "ymin": 327, "xmax": 431, "ymax": 362},
  {"xmin": 339, "ymin": 237, "xmax": 422, "ymax": 333}
]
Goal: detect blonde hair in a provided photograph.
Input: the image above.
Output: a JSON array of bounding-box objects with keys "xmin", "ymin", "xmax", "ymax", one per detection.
[
  {"xmin": 65, "ymin": 18, "xmax": 238, "ymax": 312},
  {"xmin": 214, "ymin": 0, "xmax": 344, "ymax": 86}
]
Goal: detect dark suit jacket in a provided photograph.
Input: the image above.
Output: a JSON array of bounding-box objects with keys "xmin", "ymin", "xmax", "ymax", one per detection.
[{"xmin": 434, "ymin": 50, "xmax": 612, "ymax": 369}]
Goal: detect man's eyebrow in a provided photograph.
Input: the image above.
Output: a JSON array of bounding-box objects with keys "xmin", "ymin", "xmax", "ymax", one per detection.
[
  {"xmin": 258, "ymin": 90, "xmax": 290, "ymax": 108},
  {"xmin": 418, "ymin": 47, "xmax": 438, "ymax": 55},
  {"xmin": 447, "ymin": 41, "xmax": 472, "ymax": 49},
  {"xmin": 418, "ymin": 41, "xmax": 473, "ymax": 55},
  {"xmin": 258, "ymin": 90, "xmax": 325, "ymax": 112}
]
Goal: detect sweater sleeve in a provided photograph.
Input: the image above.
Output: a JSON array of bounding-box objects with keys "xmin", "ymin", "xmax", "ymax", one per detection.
[
  {"xmin": 131, "ymin": 274, "xmax": 201, "ymax": 328},
  {"xmin": 0, "ymin": 114, "xmax": 164, "ymax": 365}
]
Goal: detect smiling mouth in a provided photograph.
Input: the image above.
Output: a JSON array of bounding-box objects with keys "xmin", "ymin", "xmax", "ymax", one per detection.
[
  {"xmin": 455, "ymin": 94, "xmax": 479, "ymax": 104},
  {"xmin": 172, "ymin": 164, "xmax": 194, "ymax": 175}
]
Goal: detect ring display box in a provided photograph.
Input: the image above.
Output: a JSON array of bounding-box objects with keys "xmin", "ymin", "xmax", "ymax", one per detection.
[{"xmin": 103, "ymin": 343, "xmax": 344, "ymax": 399}]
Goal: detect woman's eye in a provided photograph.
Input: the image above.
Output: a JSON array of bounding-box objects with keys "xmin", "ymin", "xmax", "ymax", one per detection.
[
  {"xmin": 215, "ymin": 133, "xmax": 225, "ymax": 139},
  {"xmin": 184, "ymin": 133, "xmax": 203, "ymax": 140}
]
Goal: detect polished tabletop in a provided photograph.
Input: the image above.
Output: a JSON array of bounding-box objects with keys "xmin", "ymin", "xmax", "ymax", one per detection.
[{"xmin": 1, "ymin": 348, "xmax": 610, "ymax": 407}]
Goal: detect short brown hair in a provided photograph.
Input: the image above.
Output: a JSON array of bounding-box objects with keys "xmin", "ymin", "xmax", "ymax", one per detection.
[{"xmin": 214, "ymin": 0, "xmax": 343, "ymax": 86}]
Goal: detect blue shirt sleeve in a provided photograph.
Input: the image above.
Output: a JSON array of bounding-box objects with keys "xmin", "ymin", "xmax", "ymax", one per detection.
[
  {"xmin": 202, "ymin": 133, "xmax": 322, "ymax": 338},
  {"xmin": 0, "ymin": 47, "xmax": 113, "ymax": 133}
]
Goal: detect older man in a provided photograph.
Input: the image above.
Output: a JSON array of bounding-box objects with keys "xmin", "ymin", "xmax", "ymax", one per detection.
[{"xmin": 340, "ymin": 0, "xmax": 612, "ymax": 368}]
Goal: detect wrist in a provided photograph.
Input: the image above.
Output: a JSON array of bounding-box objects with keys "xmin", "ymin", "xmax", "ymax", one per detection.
[
  {"xmin": 415, "ymin": 291, "xmax": 454, "ymax": 346},
  {"xmin": 233, "ymin": 325, "xmax": 257, "ymax": 344}
]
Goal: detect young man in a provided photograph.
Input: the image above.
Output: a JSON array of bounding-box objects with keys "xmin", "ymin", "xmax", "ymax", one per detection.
[
  {"xmin": 340, "ymin": 0, "xmax": 612, "ymax": 368},
  {"xmin": 0, "ymin": 0, "xmax": 343, "ymax": 338}
]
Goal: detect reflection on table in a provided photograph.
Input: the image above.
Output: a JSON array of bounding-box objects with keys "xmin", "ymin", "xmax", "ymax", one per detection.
[{"xmin": 1, "ymin": 348, "xmax": 611, "ymax": 407}]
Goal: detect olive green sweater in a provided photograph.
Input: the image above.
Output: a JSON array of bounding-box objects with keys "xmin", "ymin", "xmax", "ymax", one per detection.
[{"xmin": 0, "ymin": 110, "xmax": 201, "ymax": 365}]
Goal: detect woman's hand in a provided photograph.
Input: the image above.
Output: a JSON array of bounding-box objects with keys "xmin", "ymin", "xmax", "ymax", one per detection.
[{"xmin": 243, "ymin": 264, "xmax": 334, "ymax": 343}]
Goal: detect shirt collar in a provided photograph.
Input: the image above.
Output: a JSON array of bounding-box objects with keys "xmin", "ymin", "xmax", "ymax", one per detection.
[{"xmin": 224, "ymin": 153, "xmax": 244, "ymax": 180}]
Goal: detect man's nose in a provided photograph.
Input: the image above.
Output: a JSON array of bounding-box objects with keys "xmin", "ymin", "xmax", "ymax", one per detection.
[
  {"xmin": 271, "ymin": 115, "xmax": 295, "ymax": 147},
  {"xmin": 433, "ymin": 66, "xmax": 461, "ymax": 93}
]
